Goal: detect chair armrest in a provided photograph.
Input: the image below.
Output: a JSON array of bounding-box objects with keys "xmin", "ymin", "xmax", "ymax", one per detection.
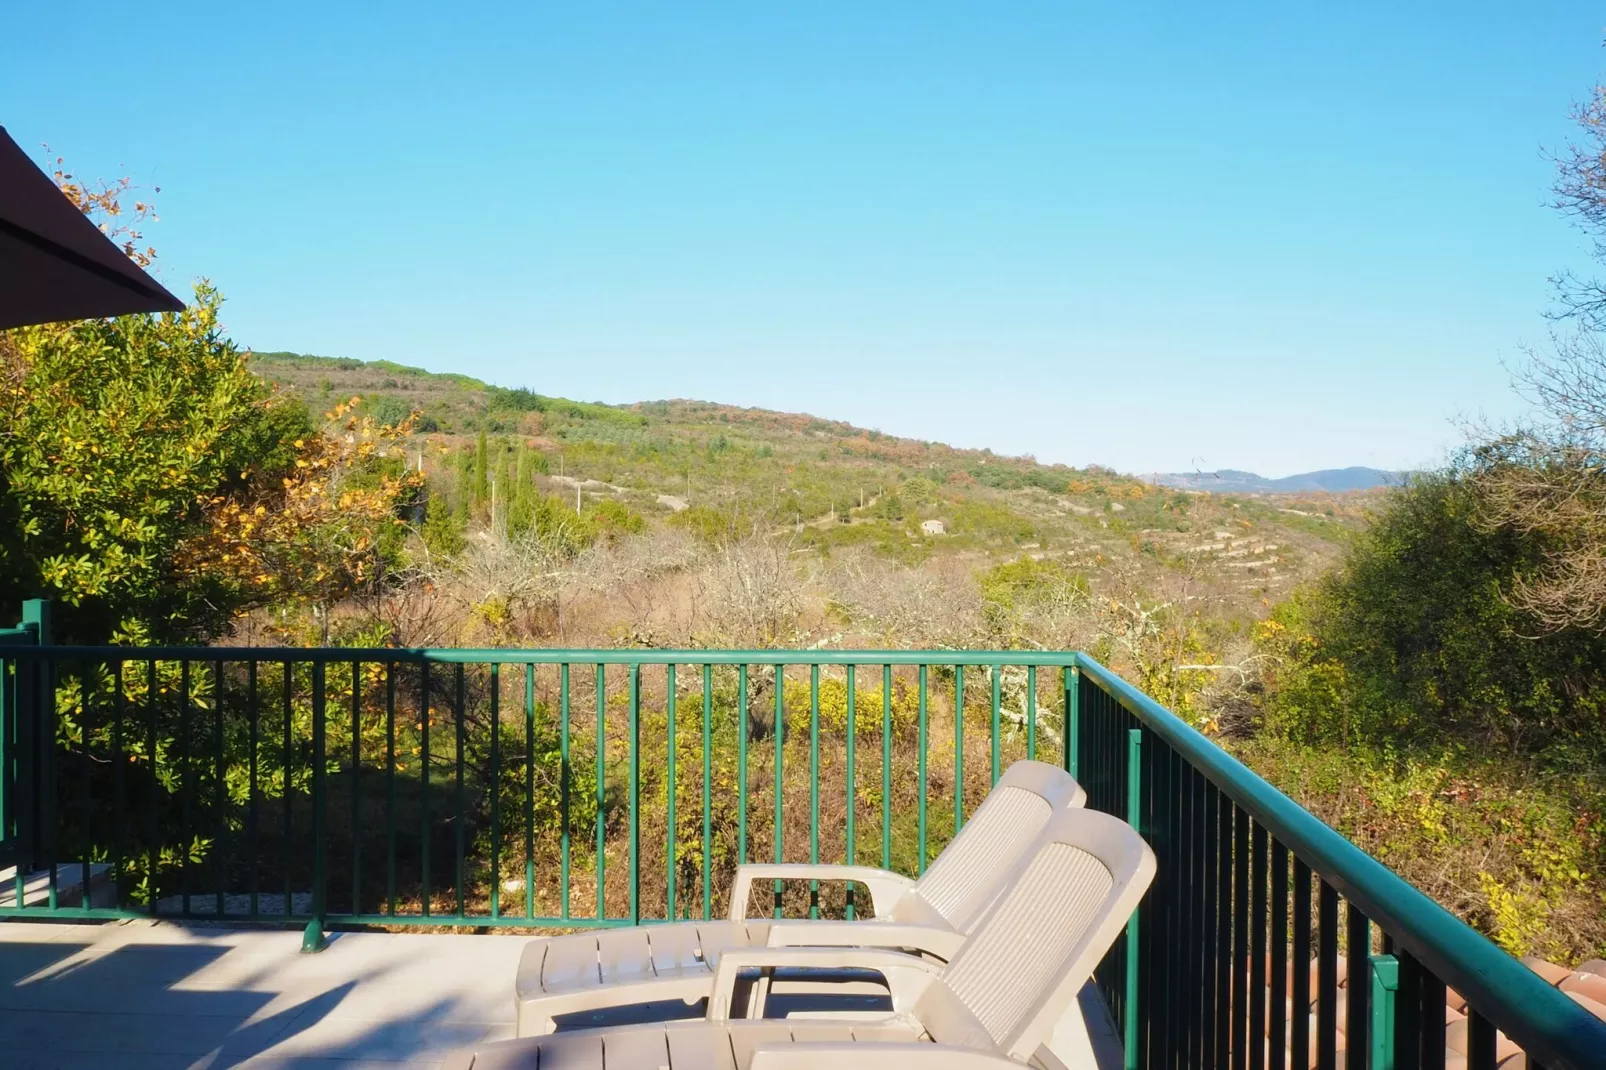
[
  {"xmin": 750, "ymin": 1043, "xmax": 1020, "ymax": 1070},
  {"xmin": 727, "ymin": 863, "xmax": 916, "ymax": 920},
  {"xmin": 707, "ymin": 947, "xmax": 944, "ymax": 1020},
  {"xmin": 765, "ymin": 920, "xmax": 965, "ymax": 961}
]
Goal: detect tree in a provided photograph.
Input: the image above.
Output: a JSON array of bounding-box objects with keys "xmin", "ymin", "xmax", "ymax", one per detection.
[
  {"xmin": 0, "ymin": 159, "xmax": 421, "ymax": 642},
  {"xmin": 0, "ymin": 287, "xmax": 307, "ymax": 641},
  {"xmin": 1549, "ymin": 82, "xmax": 1606, "ymax": 330},
  {"xmin": 1445, "ymin": 67, "xmax": 1606, "ymax": 633}
]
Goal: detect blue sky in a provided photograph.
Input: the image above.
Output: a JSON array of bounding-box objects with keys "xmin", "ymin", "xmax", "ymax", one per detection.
[{"xmin": 5, "ymin": 3, "xmax": 1603, "ymax": 476}]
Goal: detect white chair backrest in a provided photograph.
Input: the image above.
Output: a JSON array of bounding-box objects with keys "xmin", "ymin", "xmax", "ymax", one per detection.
[
  {"xmin": 913, "ymin": 807, "xmax": 1156, "ymax": 1060},
  {"xmin": 890, "ymin": 760, "xmax": 1086, "ymax": 934}
]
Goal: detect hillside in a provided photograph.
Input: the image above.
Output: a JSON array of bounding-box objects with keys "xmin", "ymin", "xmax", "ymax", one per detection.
[{"xmin": 249, "ymin": 351, "xmax": 1372, "ymax": 611}]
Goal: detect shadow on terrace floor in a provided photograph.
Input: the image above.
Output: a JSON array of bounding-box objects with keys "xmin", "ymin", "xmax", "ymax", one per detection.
[{"xmin": 0, "ymin": 921, "xmax": 525, "ymax": 1069}]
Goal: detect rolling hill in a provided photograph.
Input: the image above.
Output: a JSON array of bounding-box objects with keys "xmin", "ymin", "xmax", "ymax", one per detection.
[
  {"xmin": 1147, "ymin": 467, "xmax": 1406, "ymax": 495},
  {"xmin": 248, "ymin": 350, "xmax": 1371, "ymax": 607}
]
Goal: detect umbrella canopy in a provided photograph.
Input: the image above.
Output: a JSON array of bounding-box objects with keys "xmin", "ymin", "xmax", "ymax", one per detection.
[{"xmin": 0, "ymin": 125, "xmax": 185, "ymax": 330}]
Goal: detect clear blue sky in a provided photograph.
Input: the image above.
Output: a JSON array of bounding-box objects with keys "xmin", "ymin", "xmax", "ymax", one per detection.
[{"xmin": 6, "ymin": 3, "xmax": 1603, "ymax": 476}]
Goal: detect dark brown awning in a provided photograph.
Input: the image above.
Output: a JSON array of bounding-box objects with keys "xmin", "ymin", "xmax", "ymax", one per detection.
[{"xmin": 0, "ymin": 125, "xmax": 185, "ymax": 329}]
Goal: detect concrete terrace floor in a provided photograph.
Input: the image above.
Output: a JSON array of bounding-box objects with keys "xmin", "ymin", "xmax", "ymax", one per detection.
[
  {"xmin": 0, "ymin": 919, "xmax": 526, "ymax": 1069},
  {"xmin": 0, "ymin": 919, "xmax": 1125, "ymax": 1070}
]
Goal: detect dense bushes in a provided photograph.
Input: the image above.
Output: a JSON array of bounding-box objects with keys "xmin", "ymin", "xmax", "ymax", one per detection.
[
  {"xmin": 1254, "ymin": 469, "xmax": 1606, "ymax": 755},
  {"xmin": 1247, "ymin": 468, "xmax": 1606, "ymax": 961}
]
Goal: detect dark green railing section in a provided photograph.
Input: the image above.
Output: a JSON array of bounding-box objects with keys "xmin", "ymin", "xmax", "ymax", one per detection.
[
  {"xmin": 1073, "ymin": 660, "xmax": 1606, "ymax": 1070},
  {"xmin": 0, "ymin": 600, "xmax": 50, "ymax": 875},
  {"xmin": 4, "ymin": 607, "xmax": 1602, "ymax": 1070},
  {"xmin": 0, "ymin": 640, "xmax": 1070, "ymax": 935}
]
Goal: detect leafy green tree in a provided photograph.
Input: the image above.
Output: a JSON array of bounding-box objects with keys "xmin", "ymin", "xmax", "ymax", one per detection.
[
  {"xmin": 421, "ymin": 493, "xmax": 467, "ymax": 558},
  {"xmin": 0, "ymin": 287, "xmax": 307, "ymax": 642}
]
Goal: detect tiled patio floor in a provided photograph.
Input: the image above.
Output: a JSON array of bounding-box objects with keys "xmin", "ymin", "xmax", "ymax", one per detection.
[{"xmin": 0, "ymin": 919, "xmax": 527, "ymax": 1069}]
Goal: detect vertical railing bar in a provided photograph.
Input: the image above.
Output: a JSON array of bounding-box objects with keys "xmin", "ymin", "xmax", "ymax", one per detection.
[
  {"xmin": 76, "ymin": 659, "xmax": 93, "ymax": 911},
  {"xmin": 1232, "ymin": 805, "xmax": 1250, "ymax": 1070},
  {"xmin": 490, "ymin": 663, "xmax": 502, "ymax": 920},
  {"xmin": 1395, "ymin": 950, "xmax": 1420, "ymax": 1070},
  {"xmin": 1172, "ymin": 751, "xmax": 1188, "ymax": 1069},
  {"xmin": 454, "ymin": 663, "xmax": 466, "ymax": 918},
  {"xmin": 1465, "ymin": 1009, "xmax": 1496, "ymax": 1070},
  {"xmin": 1346, "ymin": 903, "xmax": 1371, "ymax": 1070},
  {"xmin": 420, "ymin": 661, "xmax": 431, "ymax": 918},
  {"xmin": 701, "ymin": 663, "xmax": 712, "ymax": 921},
  {"xmin": 1216, "ymin": 786, "xmax": 1234, "ymax": 1070},
  {"xmin": 309, "ymin": 661, "xmax": 328, "ymax": 943},
  {"xmin": 666, "ymin": 663, "xmax": 677, "ymax": 922},
  {"xmin": 562, "ymin": 658, "xmax": 574, "ymax": 918},
  {"xmin": 211, "ymin": 660, "xmax": 225, "ymax": 917},
  {"xmin": 1167, "ymin": 741, "xmax": 1183, "ymax": 1070},
  {"xmin": 595, "ymin": 663, "xmax": 606, "ymax": 921},
  {"xmin": 385, "ymin": 664, "xmax": 396, "ymax": 917},
  {"xmin": 1317, "ymin": 880, "xmax": 1339, "ymax": 1070},
  {"xmin": 989, "ymin": 666, "xmax": 1001, "ymax": 786},
  {"xmin": 736, "ymin": 664, "xmax": 749, "ymax": 869},
  {"xmin": 881, "ymin": 664, "xmax": 891, "ymax": 870},
  {"xmin": 1417, "ymin": 971, "xmax": 1446, "ymax": 1070},
  {"xmin": 180, "ymin": 659, "xmax": 191, "ymax": 916},
  {"xmin": 1252, "ymin": 820, "xmax": 1269, "ymax": 1070},
  {"xmin": 560, "ymin": 663, "xmax": 571, "ymax": 921},
  {"xmin": 916, "ymin": 663, "xmax": 928, "ymax": 875},
  {"xmin": 1189, "ymin": 762, "xmax": 1207, "ymax": 1070},
  {"xmin": 1066, "ymin": 665, "xmax": 1079, "ymax": 778},
  {"xmin": 351, "ymin": 660, "xmax": 362, "ymax": 918},
  {"xmin": 1025, "ymin": 663, "xmax": 1036, "ymax": 760},
  {"xmin": 1124, "ymin": 727, "xmax": 1141, "ymax": 1070},
  {"xmin": 1203, "ymin": 781, "xmax": 1221, "ymax": 1070},
  {"xmin": 112, "ymin": 660, "xmax": 126, "ymax": 913},
  {"xmin": 953, "ymin": 664, "xmax": 964, "ymax": 838},
  {"xmin": 1148, "ymin": 735, "xmax": 1167, "ymax": 1070},
  {"xmin": 524, "ymin": 663, "xmax": 535, "ymax": 920},
  {"xmin": 627, "ymin": 664, "xmax": 640, "ymax": 926},
  {"xmin": 45, "ymin": 653, "xmax": 57, "ymax": 911},
  {"xmin": 845, "ymin": 663, "xmax": 856, "ymax": 918},
  {"xmin": 0, "ymin": 653, "xmax": 8, "ymax": 905},
  {"xmin": 808, "ymin": 663, "xmax": 820, "ymax": 918},
  {"xmin": 1271, "ymin": 839, "xmax": 1290, "ymax": 1070},
  {"xmin": 773, "ymin": 663, "xmax": 784, "ymax": 919},
  {"xmin": 148, "ymin": 660, "xmax": 159, "ymax": 918},
  {"xmin": 248, "ymin": 660, "xmax": 260, "ymax": 919},
  {"xmin": 1292, "ymin": 859, "xmax": 1313, "ymax": 1070}
]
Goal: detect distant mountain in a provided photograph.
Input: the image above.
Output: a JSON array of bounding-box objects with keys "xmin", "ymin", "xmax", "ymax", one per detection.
[{"xmin": 1145, "ymin": 467, "xmax": 1407, "ymax": 495}]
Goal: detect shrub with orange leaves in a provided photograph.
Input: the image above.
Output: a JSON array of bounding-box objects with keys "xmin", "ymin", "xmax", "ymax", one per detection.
[{"xmin": 182, "ymin": 398, "xmax": 424, "ymax": 612}]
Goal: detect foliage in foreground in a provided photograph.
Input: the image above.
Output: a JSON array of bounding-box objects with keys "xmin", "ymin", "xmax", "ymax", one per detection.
[{"xmin": 1248, "ymin": 468, "xmax": 1606, "ymax": 960}]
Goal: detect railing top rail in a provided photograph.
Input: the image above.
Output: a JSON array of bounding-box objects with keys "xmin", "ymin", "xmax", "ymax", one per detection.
[
  {"xmin": 1074, "ymin": 653, "xmax": 1606, "ymax": 1070},
  {"xmin": 0, "ymin": 647, "xmax": 1082, "ymax": 667},
  {"xmin": 0, "ymin": 625, "xmax": 37, "ymax": 646}
]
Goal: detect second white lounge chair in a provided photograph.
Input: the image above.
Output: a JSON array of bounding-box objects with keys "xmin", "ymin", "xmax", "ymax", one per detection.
[
  {"xmin": 514, "ymin": 760, "xmax": 1086, "ymax": 1035},
  {"xmin": 449, "ymin": 804, "xmax": 1155, "ymax": 1070}
]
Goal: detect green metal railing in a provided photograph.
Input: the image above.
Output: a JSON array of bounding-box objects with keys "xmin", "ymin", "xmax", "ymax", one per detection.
[
  {"xmin": 1073, "ymin": 659, "xmax": 1606, "ymax": 1070},
  {"xmin": 1, "ymin": 605, "xmax": 1601, "ymax": 1070}
]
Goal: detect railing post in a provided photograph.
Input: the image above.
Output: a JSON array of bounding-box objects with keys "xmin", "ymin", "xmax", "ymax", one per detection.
[
  {"xmin": 2, "ymin": 601, "xmax": 49, "ymax": 887},
  {"xmin": 19, "ymin": 599, "xmax": 52, "ymax": 875},
  {"xmin": 1125, "ymin": 727, "xmax": 1142, "ymax": 1070},
  {"xmin": 1369, "ymin": 954, "xmax": 1399, "ymax": 1070},
  {"xmin": 303, "ymin": 661, "xmax": 328, "ymax": 952}
]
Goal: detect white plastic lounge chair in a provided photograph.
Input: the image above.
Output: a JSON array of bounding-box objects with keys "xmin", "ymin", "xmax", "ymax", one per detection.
[
  {"xmin": 447, "ymin": 805, "xmax": 1155, "ymax": 1070},
  {"xmin": 514, "ymin": 760, "xmax": 1087, "ymax": 1036}
]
